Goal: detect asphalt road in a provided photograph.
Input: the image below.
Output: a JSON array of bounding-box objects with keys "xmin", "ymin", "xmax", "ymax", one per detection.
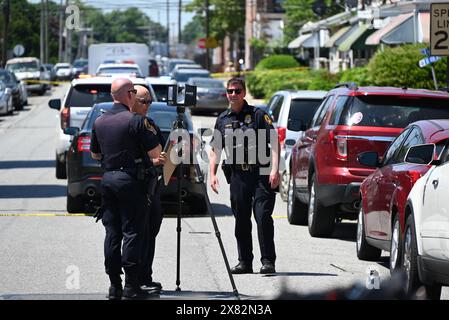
[{"xmin": 0, "ymin": 83, "xmax": 447, "ymax": 301}]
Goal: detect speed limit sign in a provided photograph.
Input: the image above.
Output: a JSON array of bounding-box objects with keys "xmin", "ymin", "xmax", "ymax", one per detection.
[{"xmin": 431, "ymin": 3, "xmax": 449, "ymax": 56}]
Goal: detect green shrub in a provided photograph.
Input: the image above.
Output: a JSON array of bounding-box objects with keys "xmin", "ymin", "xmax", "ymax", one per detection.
[
  {"xmin": 255, "ymin": 54, "xmax": 300, "ymax": 71},
  {"xmin": 367, "ymin": 44, "xmax": 447, "ymax": 90},
  {"xmin": 339, "ymin": 67, "xmax": 369, "ymax": 86},
  {"xmin": 307, "ymin": 69, "xmax": 340, "ymax": 90}
]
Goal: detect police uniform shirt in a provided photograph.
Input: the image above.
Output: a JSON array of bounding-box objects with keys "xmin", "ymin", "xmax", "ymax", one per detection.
[
  {"xmin": 146, "ymin": 116, "xmax": 165, "ymax": 147},
  {"xmin": 90, "ymin": 103, "xmax": 160, "ymax": 170},
  {"xmin": 210, "ymin": 100, "xmax": 275, "ymax": 165}
]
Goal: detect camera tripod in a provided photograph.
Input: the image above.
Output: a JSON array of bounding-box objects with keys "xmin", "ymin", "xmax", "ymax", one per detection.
[{"xmin": 163, "ymin": 105, "xmax": 239, "ymax": 299}]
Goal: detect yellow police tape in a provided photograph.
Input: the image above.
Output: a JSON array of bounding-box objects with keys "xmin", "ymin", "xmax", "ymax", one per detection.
[{"xmin": 24, "ymin": 79, "xmax": 70, "ymax": 86}]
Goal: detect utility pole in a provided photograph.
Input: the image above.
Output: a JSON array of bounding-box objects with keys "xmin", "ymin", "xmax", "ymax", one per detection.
[
  {"xmin": 40, "ymin": 0, "xmax": 45, "ymax": 62},
  {"xmin": 1, "ymin": 0, "xmax": 10, "ymax": 67},
  {"xmin": 166, "ymin": 0, "xmax": 170, "ymax": 58},
  {"xmin": 44, "ymin": 0, "xmax": 49, "ymax": 63},
  {"xmin": 178, "ymin": 0, "xmax": 182, "ymax": 44},
  {"xmin": 64, "ymin": 0, "xmax": 71, "ymax": 63},
  {"xmin": 205, "ymin": 0, "xmax": 210, "ymax": 70},
  {"xmin": 58, "ymin": 0, "xmax": 64, "ymax": 62}
]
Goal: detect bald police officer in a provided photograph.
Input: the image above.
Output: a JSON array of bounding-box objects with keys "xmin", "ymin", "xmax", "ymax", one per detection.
[{"xmin": 91, "ymin": 78, "xmax": 166, "ymax": 300}]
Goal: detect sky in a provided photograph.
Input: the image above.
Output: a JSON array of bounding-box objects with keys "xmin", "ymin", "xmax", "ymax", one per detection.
[{"xmin": 29, "ymin": 0, "xmax": 196, "ymax": 38}]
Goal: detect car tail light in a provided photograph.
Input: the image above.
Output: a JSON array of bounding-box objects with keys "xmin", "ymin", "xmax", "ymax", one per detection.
[
  {"xmin": 277, "ymin": 127, "xmax": 286, "ymax": 149},
  {"xmin": 334, "ymin": 134, "xmax": 348, "ymax": 161},
  {"xmin": 77, "ymin": 136, "xmax": 91, "ymax": 152},
  {"xmin": 407, "ymin": 170, "xmax": 422, "ymax": 183},
  {"xmin": 61, "ymin": 107, "xmax": 70, "ymax": 130}
]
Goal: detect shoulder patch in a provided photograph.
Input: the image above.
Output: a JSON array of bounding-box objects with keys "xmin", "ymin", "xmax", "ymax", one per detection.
[
  {"xmin": 264, "ymin": 114, "xmax": 273, "ymax": 125},
  {"xmin": 144, "ymin": 118, "xmax": 157, "ymax": 135}
]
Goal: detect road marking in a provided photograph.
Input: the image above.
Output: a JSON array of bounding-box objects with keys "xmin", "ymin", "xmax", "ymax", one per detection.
[{"xmin": 0, "ymin": 213, "xmax": 93, "ymax": 217}]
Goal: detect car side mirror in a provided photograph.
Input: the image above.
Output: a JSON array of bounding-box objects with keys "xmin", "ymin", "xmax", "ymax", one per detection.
[
  {"xmin": 48, "ymin": 99, "xmax": 61, "ymax": 111},
  {"xmin": 288, "ymin": 119, "xmax": 306, "ymax": 132},
  {"xmin": 285, "ymin": 139, "xmax": 296, "ymax": 147},
  {"xmin": 358, "ymin": 151, "xmax": 380, "ymax": 167},
  {"xmin": 64, "ymin": 127, "xmax": 79, "ymax": 136},
  {"xmin": 405, "ymin": 144, "xmax": 436, "ymax": 165}
]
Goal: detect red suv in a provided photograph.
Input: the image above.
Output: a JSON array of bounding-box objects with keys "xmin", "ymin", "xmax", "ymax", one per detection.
[{"xmin": 288, "ymin": 83, "xmax": 449, "ymax": 237}]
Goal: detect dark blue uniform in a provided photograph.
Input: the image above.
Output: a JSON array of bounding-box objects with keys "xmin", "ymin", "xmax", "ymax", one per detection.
[
  {"xmin": 90, "ymin": 103, "xmax": 160, "ymax": 288},
  {"xmin": 139, "ymin": 117, "xmax": 165, "ymax": 288},
  {"xmin": 211, "ymin": 100, "xmax": 276, "ymax": 268}
]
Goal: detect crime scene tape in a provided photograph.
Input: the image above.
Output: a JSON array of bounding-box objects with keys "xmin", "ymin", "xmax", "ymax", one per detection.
[{"xmin": 24, "ymin": 79, "xmax": 70, "ymax": 85}]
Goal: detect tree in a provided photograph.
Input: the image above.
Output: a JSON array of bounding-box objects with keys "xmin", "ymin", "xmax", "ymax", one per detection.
[
  {"xmin": 283, "ymin": 0, "xmax": 343, "ymax": 43},
  {"xmin": 181, "ymin": 15, "xmax": 204, "ymax": 45}
]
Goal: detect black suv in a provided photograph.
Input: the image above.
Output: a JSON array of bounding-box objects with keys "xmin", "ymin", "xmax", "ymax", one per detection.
[{"xmin": 66, "ymin": 102, "xmax": 208, "ymax": 214}]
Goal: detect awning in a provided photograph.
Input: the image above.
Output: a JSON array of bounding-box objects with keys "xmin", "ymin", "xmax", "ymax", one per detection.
[
  {"xmin": 288, "ymin": 34, "xmax": 312, "ymax": 49},
  {"xmin": 382, "ymin": 12, "xmax": 429, "ymax": 44},
  {"xmin": 302, "ymin": 32, "xmax": 319, "ymax": 48},
  {"xmin": 324, "ymin": 26, "xmax": 351, "ymax": 48},
  {"xmin": 338, "ymin": 24, "xmax": 369, "ymax": 51},
  {"xmin": 365, "ymin": 13, "xmax": 413, "ymax": 45},
  {"xmin": 334, "ymin": 24, "xmax": 359, "ymax": 48}
]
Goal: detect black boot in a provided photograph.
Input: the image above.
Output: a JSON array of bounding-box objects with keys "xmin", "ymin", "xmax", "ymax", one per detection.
[
  {"xmin": 107, "ymin": 274, "xmax": 123, "ymax": 300},
  {"xmin": 123, "ymin": 275, "xmax": 158, "ymax": 300}
]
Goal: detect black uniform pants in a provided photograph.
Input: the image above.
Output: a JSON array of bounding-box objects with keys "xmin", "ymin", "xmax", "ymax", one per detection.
[
  {"xmin": 229, "ymin": 169, "xmax": 276, "ymax": 265},
  {"xmin": 139, "ymin": 182, "xmax": 163, "ymax": 284},
  {"xmin": 100, "ymin": 171, "xmax": 147, "ymax": 282}
]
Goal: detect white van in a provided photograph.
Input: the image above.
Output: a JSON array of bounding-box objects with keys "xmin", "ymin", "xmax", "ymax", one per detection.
[{"xmin": 5, "ymin": 57, "xmax": 49, "ymax": 95}]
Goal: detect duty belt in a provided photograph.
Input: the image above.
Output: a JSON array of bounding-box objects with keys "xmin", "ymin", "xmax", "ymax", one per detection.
[{"xmin": 233, "ymin": 164, "xmax": 258, "ymax": 172}]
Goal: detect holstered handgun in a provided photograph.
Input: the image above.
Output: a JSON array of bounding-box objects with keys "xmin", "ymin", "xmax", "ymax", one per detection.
[{"xmin": 221, "ymin": 161, "xmax": 232, "ymax": 184}]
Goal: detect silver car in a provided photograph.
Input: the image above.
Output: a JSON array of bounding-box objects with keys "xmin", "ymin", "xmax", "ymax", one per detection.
[
  {"xmin": 187, "ymin": 77, "xmax": 228, "ymax": 115},
  {"xmin": 0, "ymin": 80, "xmax": 13, "ymax": 116}
]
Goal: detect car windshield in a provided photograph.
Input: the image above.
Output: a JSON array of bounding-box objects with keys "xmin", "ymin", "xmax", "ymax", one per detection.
[
  {"xmin": 67, "ymin": 84, "xmax": 113, "ymax": 107},
  {"xmin": 73, "ymin": 60, "xmax": 87, "ymax": 68},
  {"xmin": 175, "ymin": 73, "xmax": 209, "ymax": 83},
  {"xmin": 192, "ymin": 80, "xmax": 224, "ymax": 88},
  {"xmin": 336, "ymin": 95, "xmax": 449, "ymax": 128},
  {"xmin": 98, "ymin": 67, "xmax": 141, "ymax": 75},
  {"xmin": 6, "ymin": 61, "xmax": 39, "ymax": 72},
  {"xmin": 288, "ymin": 99, "xmax": 323, "ymax": 124},
  {"xmin": 151, "ymin": 85, "xmax": 168, "ymax": 102}
]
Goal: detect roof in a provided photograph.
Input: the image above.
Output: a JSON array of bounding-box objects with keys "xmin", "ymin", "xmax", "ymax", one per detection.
[
  {"xmin": 71, "ymin": 76, "xmax": 148, "ymax": 86},
  {"xmin": 348, "ymin": 86, "xmax": 449, "ymax": 99},
  {"xmin": 173, "ymin": 69, "xmax": 210, "ymax": 75},
  {"xmin": 6, "ymin": 57, "xmax": 40, "ymax": 64},
  {"xmin": 145, "ymin": 76, "xmax": 177, "ymax": 85},
  {"xmin": 97, "ymin": 63, "xmax": 142, "ymax": 70},
  {"xmin": 338, "ymin": 23, "xmax": 370, "ymax": 52},
  {"xmin": 275, "ymin": 90, "xmax": 327, "ymax": 99}
]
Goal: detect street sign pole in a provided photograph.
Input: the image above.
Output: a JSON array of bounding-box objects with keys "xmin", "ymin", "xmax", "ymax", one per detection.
[{"xmin": 431, "ymin": 3, "xmax": 449, "ymax": 91}]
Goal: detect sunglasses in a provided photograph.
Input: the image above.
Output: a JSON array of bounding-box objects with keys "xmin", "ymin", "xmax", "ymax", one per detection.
[
  {"xmin": 138, "ymin": 98, "xmax": 152, "ymax": 105},
  {"xmin": 128, "ymin": 89, "xmax": 137, "ymax": 94},
  {"xmin": 227, "ymin": 88, "xmax": 243, "ymax": 94}
]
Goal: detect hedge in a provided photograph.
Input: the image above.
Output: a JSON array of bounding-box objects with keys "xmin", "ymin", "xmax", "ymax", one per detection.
[{"xmin": 255, "ymin": 54, "xmax": 300, "ymax": 71}]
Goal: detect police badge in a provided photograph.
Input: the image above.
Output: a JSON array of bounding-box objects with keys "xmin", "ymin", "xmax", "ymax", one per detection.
[
  {"xmin": 244, "ymin": 114, "xmax": 252, "ymax": 124},
  {"xmin": 144, "ymin": 118, "xmax": 157, "ymax": 135},
  {"xmin": 264, "ymin": 114, "xmax": 272, "ymax": 125}
]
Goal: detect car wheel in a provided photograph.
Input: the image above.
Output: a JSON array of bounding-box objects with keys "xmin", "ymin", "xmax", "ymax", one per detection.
[
  {"xmin": 67, "ymin": 193, "xmax": 85, "ymax": 213},
  {"xmin": 307, "ymin": 173, "xmax": 335, "ymax": 237},
  {"xmin": 356, "ymin": 205, "xmax": 382, "ymax": 261},
  {"xmin": 389, "ymin": 214, "xmax": 402, "ymax": 273},
  {"xmin": 402, "ymin": 214, "xmax": 442, "ymax": 299},
  {"xmin": 279, "ymin": 171, "xmax": 289, "ymax": 202},
  {"xmin": 56, "ymin": 157, "xmax": 67, "ymax": 179},
  {"xmin": 287, "ymin": 173, "xmax": 307, "ymax": 225}
]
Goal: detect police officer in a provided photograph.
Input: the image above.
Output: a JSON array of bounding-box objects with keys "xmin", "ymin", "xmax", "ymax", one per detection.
[
  {"xmin": 130, "ymin": 85, "xmax": 165, "ymax": 293},
  {"xmin": 90, "ymin": 78, "xmax": 166, "ymax": 300},
  {"xmin": 209, "ymin": 77, "xmax": 280, "ymax": 274}
]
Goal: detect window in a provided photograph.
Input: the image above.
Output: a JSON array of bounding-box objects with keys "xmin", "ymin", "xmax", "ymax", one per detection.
[
  {"xmin": 329, "ymin": 96, "xmax": 349, "ymax": 125},
  {"xmin": 382, "ymin": 128, "xmax": 411, "ymax": 166},
  {"xmin": 311, "ymin": 95, "xmax": 334, "ymax": 128},
  {"xmin": 288, "ymin": 99, "xmax": 323, "ymax": 126},
  {"xmin": 67, "ymin": 84, "xmax": 114, "ymax": 108},
  {"xmin": 270, "ymin": 95, "xmax": 284, "ymax": 123},
  {"xmin": 394, "ymin": 127, "xmax": 424, "ymax": 163}
]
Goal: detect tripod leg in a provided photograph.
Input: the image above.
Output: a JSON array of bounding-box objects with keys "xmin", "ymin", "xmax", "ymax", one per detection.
[
  {"xmin": 176, "ymin": 164, "xmax": 182, "ymax": 291},
  {"xmin": 194, "ymin": 163, "xmax": 240, "ymax": 299}
]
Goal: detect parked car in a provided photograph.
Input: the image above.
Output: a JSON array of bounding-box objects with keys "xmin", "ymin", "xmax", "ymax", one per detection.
[
  {"xmin": 266, "ymin": 90, "xmax": 327, "ymax": 202},
  {"xmin": 5, "ymin": 57, "xmax": 48, "ymax": 95},
  {"xmin": 172, "ymin": 63, "xmax": 202, "ymax": 75},
  {"xmin": 0, "ymin": 80, "xmax": 13, "ymax": 115},
  {"xmin": 402, "ymin": 141, "xmax": 449, "ymax": 299},
  {"xmin": 187, "ymin": 77, "xmax": 228, "ymax": 115},
  {"xmin": 146, "ymin": 76, "xmax": 177, "ymax": 102},
  {"xmin": 72, "ymin": 59, "xmax": 88, "ymax": 78},
  {"xmin": 48, "ymin": 76, "xmax": 156, "ymax": 179},
  {"xmin": 66, "ymin": 102, "xmax": 208, "ymax": 215},
  {"xmin": 54, "ymin": 63, "xmax": 73, "ymax": 81},
  {"xmin": 288, "ymin": 83, "xmax": 449, "ymax": 237},
  {"xmin": 172, "ymin": 68, "xmax": 210, "ymax": 86},
  {"xmin": 0, "ymin": 68, "xmax": 24, "ymax": 110},
  {"xmin": 96, "ymin": 63, "xmax": 144, "ymax": 78},
  {"xmin": 164, "ymin": 58, "xmax": 196, "ymax": 76},
  {"xmin": 356, "ymin": 120, "xmax": 449, "ymax": 275},
  {"xmin": 43, "ymin": 63, "xmax": 55, "ymax": 81}
]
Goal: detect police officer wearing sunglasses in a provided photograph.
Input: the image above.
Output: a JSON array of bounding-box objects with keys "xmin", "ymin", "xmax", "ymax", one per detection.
[
  {"xmin": 130, "ymin": 85, "xmax": 166, "ymax": 294},
  {"xmin": 209, "ymin": 77, "xmax": 280, "ymax": 275},
  {"xmin": 90, "ymin": 78, "xmax": 166, "ymax": 300}
]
